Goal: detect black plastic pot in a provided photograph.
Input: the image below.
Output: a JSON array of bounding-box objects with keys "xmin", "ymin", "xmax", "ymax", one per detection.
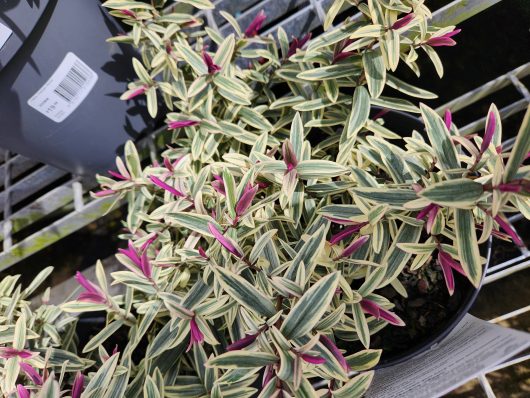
[
  {"xmin": 76, "ymin": 109, "xmax": 492, "ymax": 375},
  {"xmin": 0, "ymin": 0, "xmax": 152, "ymax": 175},
  {"xmin": 76, "ymin": 312, "xmax": 149, "ymax": 362},
  {"xmin": 378, "ymin": 243, "xmax": 492, "ymax": 368},
  {"xmin": 368, "ymin": 108, "xmax": 493, "ymax": 368}
]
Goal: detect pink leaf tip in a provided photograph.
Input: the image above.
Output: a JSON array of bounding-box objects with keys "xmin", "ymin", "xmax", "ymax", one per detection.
[
  {"xmin": 392, "ymin": 13, "xmax": 414, "ymax": 30},
  {"xmin": 244, "ymin": 10, "xmax": 266, "ymax": 37},
  {"xmin": 207, "ymin": 223, "xmax": 243, "ymax": 258},
  {"xmin": 187, "ymin": 317, "xmax": 205, "ymax": 352}
]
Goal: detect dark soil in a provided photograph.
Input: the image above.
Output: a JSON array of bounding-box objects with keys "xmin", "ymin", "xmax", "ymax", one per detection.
[{"xmin": 373, "ymin": 260, "xmax": 469, "ymax": 360}]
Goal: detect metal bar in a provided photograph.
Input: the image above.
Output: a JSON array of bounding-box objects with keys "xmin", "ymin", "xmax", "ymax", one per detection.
[
  {"xmin": 0, "ymin": 185, "xmax": 74, "ymax": 243},
  {"xmin": 309, "ymin": 0, "xmax": 326, "ymax": 25},
  {"xmin": 260, "ymin": 0, "xmax": 328, "ymax": 39},
  {"xmin": 489, "ymin": 305, "xmax": 530, "ymax": 324},
  {"xmin": 204, "ymin": 8, "xmax": 220, "ymax": 33},
  {"xmin": 486, "ymin": 353, "xmax": 530, "ymax": 373},
  {"xmin": 0, "ymin": 197, "xmax": 117, "ymax": 271},
  {"xmin": 0, "ymin": 165, "xmax": 68, "ymax": 210},
  {"xmin": 509, "ymin": 74, "xmax": 530, "ymax": 102},
  {"xmin": 0, "ymin": 155, "xmax": 40, "ymax": 190},
  {"xmin": 2, "ymin": 151, "xmax": 12, "ymax": 250},
  {"xmin": 435, "ymin": 63, "xmax": 530, "ymax": 115},
  {"xmin": 459, "ymin": 99, "xmax": 529, "ymax": 135},
  {"xmin": 478, "ymin": 374, "xmax": 497, "ymax": 398},
  {"xmin": 508, "ymin": 213, "xmax": 525, "ymax": 223},
  {"xmin": 484, "ymin": 259, "xmax": 530, "ymax": 284},
  {"xmin": 221, "ymin": 0, "xmax": 319, "ymax": 37},
  {"xmin": 487, "ymin": 253, "xmax": 530, "ymax": 274},
  {"xmin": 147, "ymin": 135, "xmax": 158, "ymax": 165},
  {"xmin": 431, "ymin": 0, "xmax": 503, "ymax": 27},
  {"xmin": 72, "ymin": 181, "xmax": 84, "ymax": 211},
  {"xmin": 31, "ymin": 255, "xmax": 124, "ymax": 305}
]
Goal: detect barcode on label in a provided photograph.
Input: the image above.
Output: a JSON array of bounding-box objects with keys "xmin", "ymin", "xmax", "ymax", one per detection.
[
  {"xmin": 53, "ymin": 61, "xmax": 90, "ymax": 103},
  {"xmin": 27, "ymin": 53, "xmax": 98, "ymax": 123}
]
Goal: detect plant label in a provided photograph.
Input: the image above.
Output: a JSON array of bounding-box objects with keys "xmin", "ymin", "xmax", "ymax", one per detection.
[
  {"xmin": 27, "ymin": 52, "xmax": 98, "ymax": 123},
  {"xmin": 367, "ymin": 314, "xmax": 530, "ymax": 398}
]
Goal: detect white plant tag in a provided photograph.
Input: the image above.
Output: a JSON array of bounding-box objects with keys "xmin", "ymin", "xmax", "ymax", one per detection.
[
  {"xmin": 0, "ymin": 22, "xmax": 12, "ymax": 50},
  {"xmin": 27, "ymin": 52, "xmax": 98, "ymax": 123},
  {"xmin": 367, "ymin": 314, "xmax": 530, "ymax": 398}
]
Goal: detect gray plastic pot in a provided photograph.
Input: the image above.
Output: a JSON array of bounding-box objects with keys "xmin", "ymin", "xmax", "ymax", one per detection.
[{"xmin": 0, "ymin": 0, "xmax": 152, "ymax": 175}]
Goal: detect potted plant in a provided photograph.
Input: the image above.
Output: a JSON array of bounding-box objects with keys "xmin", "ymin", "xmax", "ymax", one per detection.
[{"xmin": 1, "ymin": 0, "xmax": 529, "ymax": 396}]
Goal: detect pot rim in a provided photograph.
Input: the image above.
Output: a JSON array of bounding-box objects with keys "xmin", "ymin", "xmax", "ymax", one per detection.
[{"xmin": 376, "ymin": 237, "xmax": 492, "ymax": 368}]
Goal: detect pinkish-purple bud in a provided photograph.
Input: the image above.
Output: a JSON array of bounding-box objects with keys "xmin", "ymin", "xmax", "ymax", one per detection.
[
  {"xmin": 167, "ymin": 120, "xmax": 200, "ymax": 130},
  {"xmin": 497, "ymin": 182, "xmax": 523, "ymax": 193},
  {"xmin": 426, "ymin": 28, "xmax": 461, "ymax": 47},
  {"xmin": 480, "ymin": 110, "xmax": 496, "ymax": 153},
  {"xmin": 282, "ymin": 140, "xmax": 298, "ymax": 172},
  {"xmin": 392, "ymin": 13, "xmax": 414, "ymax": 30},
  {"xmin": 17, "ymin": 385, "xmax": 30, "ymax": 398},
  {"xmin": 319, "ymin": 334, "xmax": 349, "ymax": 371},
  {"xmin": 212, "ymin": 175, "xmax": 226, "ymax": 196},
  {"xmin": 426, "ymin": 37, "xmax": 456, "ymax": 47},
  {"xmin": 207, "ymin": 223, "xmax": 243, "ymax": 258},
  {"xmin": 163, "ymin": 156, "xmax": 174, "ymax": 172},
  {"xmin": 438, "ymin": 251, "xmax": 456, "ymax": 295},
  {"xmin": 287, "ymin": 33, "xmax": 312, "ymax": 57},
  {"xmin": 333, "ymin": 51, "xmax": 355, "ymax": 63},
  {"xmin": 371, "ymin": 108, "xmax": 390, "ymax": 121},
  {"xmin": 329, "ymin": 223, "xmax": 368, "ymax": 245},
  {"xmin": 244, "ymin": 10, "xmax": 266, "ymax": 37},
  {"xmin": 416, "ymin": 203, "xmax": 437, "ymax": 221},
  {"xmin": 75, "ymin": 272, "xmax": 104, "ymax": 296},
  {"xmin": 301, "ymin": 353, "xmax": 326, "ymax": 365},
  {"xmin": 202, "ymin": 51, "xmax": 221, "ymax": 74},
  {"xmin": 140, "ymin": 233, "xmax": 158, "ymax": 251},
  {"xmin": 262, "ymin": 365, "xmax": 274, "ymax": 388},
  {"xmin": 426, "ymin": 205, "xmax": 440, "ymax": 235},
  {"xmin": 360, "ymin": 299, "xmax": 405, "ymax": 326},
  {"xmin": 120, "ymin": 9, "xmax": 136, "ymax": 18},
  {"xmin": 439, "ymin": 250, "xmax": 466, "ymax": 275},
  {"xmin": 118, "ymin": 241, "xmax": 142, "ymax": 268},
  {"xmin": 494, "ymin": 215, "xmax": 524, "ymax": 246},
  {"xmin": 337, "ymin": 235, "xmax": 370, "ymax": 259},
  {"xmin": 187, "ymin": 317, "xmax": 205, "ymax": 352},
  {"xmin": 72, "ymin": 372, "xmax": 85, "ymax": 398},
  {"xmin": 126, "ymin": 86, "xmax": 147, "ymax": 100},
  {"xmin": 235, "ymin": 185, "xmax": 259, "ymax": 216},
  {"xmin": 108, "ymin": 170, "xmax": 128, "ymax": 181},
  {"xmin": 198, "ymin": 247, "xmax": 209, "ymax": 259},
  {"xmin": 444, "ymin": 109, "xmax": 452, "ymax": 130},
  {"xmin": 140, "ymin": 250, "xmax": 153, "ymax": 279},
  {"xmin": 93, "ymin": 189, "xmax": 117, "ymax": 198},
  {"xmin": 77, "ymin": 292, "xmax": 107, "ymax": 304},
  {"xmin": 149, "ymin": 175, "xmax": 186, "ymax": 197},
  {"xmin": 445, "ymin": 28, "xmax": 462, "ymax": 38},
  {"xmin": 0, "ymin": 347, "xmax": 36, "ymax": 360},
  {"xmin": 75, "ymin": 272, "xmax": 107, "ymax": 304},
  {"xmin": 20, "ymin": 362, "xmax": 43, "ymax": 385},
  {"xmin": 227, "ymin": 333, "xmax": 259, "ymax": 351}
]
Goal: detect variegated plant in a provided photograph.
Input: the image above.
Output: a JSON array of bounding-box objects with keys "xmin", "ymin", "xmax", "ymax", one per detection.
[
  {"xmin": 0, "ymin": 267, "xmax": 95, "ymax": 397},
  {"xmin": 2, "ymin": 0, "xmax": 530, "ymax": 396}
]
